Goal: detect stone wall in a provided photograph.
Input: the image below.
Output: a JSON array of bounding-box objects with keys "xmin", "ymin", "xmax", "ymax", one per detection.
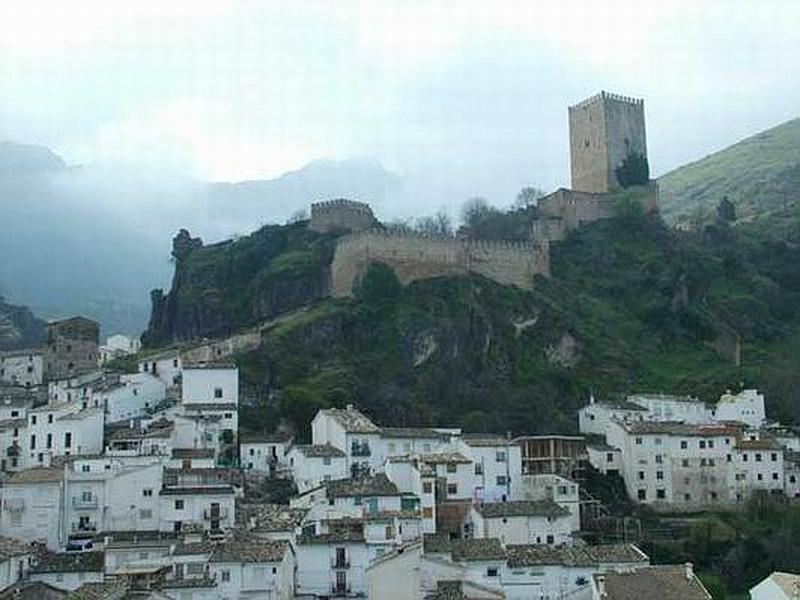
[
  {"xmin": 331, "ymin": 229, "xmax": 549, "ymax": 297},
  {"xmin": 569, "ymin": 92, "xmax": 646, "ymax": 193},
  {"xmin": 309, "ymin": 199, "xmax": 378, "ymax": 233},
  {"xmin": 44, "ymin": 316, "xmax": 100, "ymax": 380}
]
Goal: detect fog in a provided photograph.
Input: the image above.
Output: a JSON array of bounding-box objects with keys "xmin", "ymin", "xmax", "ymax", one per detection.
[{"xmin": 1, "ymin": 0, "xmax": 800, "ymax": 333}]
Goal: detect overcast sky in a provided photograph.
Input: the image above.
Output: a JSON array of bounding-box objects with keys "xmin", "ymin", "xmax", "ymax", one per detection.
[{"xmin": 2, "ymin": 0, "xmax": 799, "ymax": 212}]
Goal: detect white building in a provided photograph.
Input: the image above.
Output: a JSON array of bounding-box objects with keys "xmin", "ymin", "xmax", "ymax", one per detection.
[
  {"xmin": 385, "ymin": 456, "xmax": 438, "ymax": 534},
  {"xmin": 578, "ymin": 397, "xmax": 647, "ymax": 437},
  {"xmin": 158, "ymin": 470, "xmax": 236, "ymax": 534},
  {"xmin": 0, "ymin": 536, "xmax": 36, "ymax": 591},
  {"xmin": 467, "ymin": 500, "xmax": 576, "ymax": 546},
  {"xmin": 417, "ymin": 452, "xmax": 479, "ymax": 501},
  {"xmin": 458, "ymin": 435, "xmax": 522, "ymax": 502},
  {"xmin": 139, "ymin": 350, "xmax": 182, "ymax": 388},
  {"xmin": 0, "ymin": 466, "xmax": 65, "ymax": 550},
  {"xmin": 295, "ymin": 530, "xmax": 370, "ymax": 598},
  {"xmin": 750, "ymin": 571, "xmax": 800, "ymax": 600},
  {"xmin": 93, "ymin": 372, "xmax": 166, "ymax": 424},
  {"xmin": 287, "ymin": 444, "xmax": 348, "ymax": 494},
  {"xmin": 312, "ymin": 406, "xmax": 382, "ymax": 477},
  {"xmin": 209, "ymin": 536, "xmax": 295, "ymax": 600},
  {"xmin": 28, "ymin": 551, "xmax": 104, "ymax": 591},
  {"xmin": 26, "ymin": 402, "xmax": 104, "ymax": 468},
  {"xmin": 240, "ymin": 433, "xmax": 291, "ymax": 476},
  {"xmin": 515, "ymin": 474, "xmax": 581, "ymax": 533},
  {"xmin": 182, "ymin": 363, "xmax": 238, "ymax": 406},
  {"xmin": 98, "ymin": 334, "xmax": 141, "ymax": 366},
  {"xmin": 0, "ymin": 350, "xmax": 44, "ymax": 388}
]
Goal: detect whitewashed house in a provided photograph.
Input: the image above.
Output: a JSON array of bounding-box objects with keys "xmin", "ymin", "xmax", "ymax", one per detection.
[
  {"xmin": 714, "ymin": 389, "xmax": 766, "ymax": 428},
  {"xmin": 0, "ymin": 350, "xmax": 44, "ymax": 388},
  {"xmin": 240, "ymin": 433, "xmax": 291, "ymax": 476},
  {"xmin": 374, "ymin": 427, "xmax": 460, "ymax": 470},
  {"xmin": 515, "ymin": 474, "xmax": 581, "ymax": 533},
  {"xmin": 578, "ymin": 396, "xmax": 648, "ymax": 437},
  {"xmin": 0, "ymin": 466, "xmax": 65, "ymax": 550},
  {"xmin": 459, "ymin": 435, "xmax": 522, "ymax": 502},
  {"xmin": 385, "ymin": 456, "xmax": 438, "ymax": 533},
  {"xmin": 25, "ymin": 402, "xmax": 104, "ymax": 468},
  {"xmin": 586, "ymin": 441, "xmax": 622, "ymax": 475},
  {"xmin": 28, "ymin": 551, "xmax": 104, "ymax": 591},
  {"xmin": 287, "ymin": 444, "xmax": 347, "ymax": 493},
  {"xmin": 312, "ymin": 406, "xmax": 382, "ymax": 477},
  {"xmin": 139, "ymin": 350, "xmax": 182, "ymax": 388},
  {"xmin": 295, "ymin": 530, "xmax": 370, "ymax": 598},
  {"xmin": 417, "ymin": 452, "xmax": 478, "ymax": 501},
  {"xmin": 730, "ymin": 437, "xmax": 786, "ymax": 502},
  {"xmin": 209, "ymin": 537, "xmax": 295, "ymax": 600},
  {"xmin": 180, "ymin": 363, "xmax": 239, "ymax": 442},
  {"xmin": 98, "ymin": 334, "xmax": 141, "ymax": 366},
  {"xmin": 105, "ymin": 419, "xmax": 174, "ymax": 457},
  {"xmin": 0, "ymin": 536, "xmax": 37, "ymax": 591},
  {"xmin": 158, "ymin": 469, "xmax": 236, "ymax": 533},
  {"xmin": 467, "ymin": 500, "xmax": 576, "ymax": 545},
  {"xmin": 93, "ymin": 373, "xmax": 166, "ymax": 424},
  {"xmin": 750, "ymin": 571, "xmax": 800, "ymax": 600}
]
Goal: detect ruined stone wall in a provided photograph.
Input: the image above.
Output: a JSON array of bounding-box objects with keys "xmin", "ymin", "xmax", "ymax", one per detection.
[
  {"xmin": 331, "ymin": 230, "xmax": 549, "ymax": 297},
  {"xmin": 309, "ymin": 199, "xmax": 378, "ymax": 233},
  {"xmin": 569, "ymin": 92, "xmax": 646, "ymax": 193},
  {"xmin": 181, "ymin": 330, "xmax": 262, "ymax": 364},
  {"xmin": 537, "ymin": 188, "xmax": 615, "ymax": 233}
]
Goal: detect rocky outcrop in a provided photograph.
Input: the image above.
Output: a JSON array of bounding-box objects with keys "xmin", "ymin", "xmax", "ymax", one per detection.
[{"xmin": 0, "ymin": 295, "xmax": 46, "ymax": 350}]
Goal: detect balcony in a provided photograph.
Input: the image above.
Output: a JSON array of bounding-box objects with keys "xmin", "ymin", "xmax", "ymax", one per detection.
[
  {"xmin": 332, "ymin": 585, "xmax": 352, "ymax": 595},
  {"xmin": 351, "ymin": 443, "xmax": 371, "ymax": 457},
  {"xmin": 72, "ymin": 496, "xmax": 99, "ymax": 509},
  {"xmin": 71, "ymin": 522, "xmax": 97, "ymax": 533},
  {"xmin": 331, "ymin": 559, "xmax": 350, "ymax": 569}
]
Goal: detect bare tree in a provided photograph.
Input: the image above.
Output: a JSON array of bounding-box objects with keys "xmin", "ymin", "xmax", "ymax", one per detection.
[
  {"xmin": 461, "ymin": 197, "xmax": 492, "ymax": 229},
  {"xmin": 514, "ymin": 186, "xmax": 545, "ymax": 209}
]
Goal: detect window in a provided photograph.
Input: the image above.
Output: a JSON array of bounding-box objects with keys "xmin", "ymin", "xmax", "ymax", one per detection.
[
  {"xmin": 214, "ymin": 388, "xmax": 223, "ymax": 399},
  {"xmin": 30, "ymin": 435, "xmax": 35, "ymax": 450},
  {"xmin": 637, "ymin": 489, "xmax": 646, "ymax": 501},
  {"xmin": 743, "ymin": 453, "xmax": 748, "ymax": 462},
  {"xmin": 446, "ymin": 463, "xmax": 456, "ymax": 473},
  {"xmin": 46, "ymin": 434, "xmax": 52, "ymax": 449},
  {"xmin": 474, "ymin": 463, "xmax": 483, "ymax": 475},
  {"xmin": 496, "ymin": 451, "xmax": 506, "ymax": 462},
  {"xmin": 496, "ymin": 476, "xmax": 507, "ymax": 486},
  {"xmin": 249, "ymin": 448, "xmax": 255, "ymax": 456},
  {"xmin": 323, "ymin": 457, "xmax": 331, "ymax": 466},
  {"xmin": 143, "ymin": 489, "xmax": 153, "ymax": 497},
  {"xmin": 546, "ymin": 535, "xmax": 554, "ymax": 544},
  {"xmin": 656, "ymin": 489, "xmax": 666, "ymax": 499},
  {"xmin": 486, "ymin": 568, "xmax": 498, "ymax": 577},
  {"xmin": 175, "ymin": 500, "xmax": 184, "ymax": 510},
  {"xmin": 221, "ymin": 570, "xmax": 230, "ymax": 582},
  {"xmin": 635, "ymin": 437, "xmax": 642, "ymax": 445},
  {"xmin": 423, "ymin": 482, "xmax": 432, "ymax": 494},
  {"xmin": 173, "ymin": 359, "xmax": 179, "ymax": 368},
  {"xmin": 684, "ymin": 493, "xmax": 691, "ymax": 502},
  {"xmin": 757, "ymin": 474, "xmax": 763, "ymax": 481},
  {"xmin": 654, "ymin": 438, "xmax": 662, "ymax": 446},
  {"xmin": 655, "ymin": 454, "xmax": 663, "ymax": 464},
  {"xmin": 725, "ymin": 438, "xmax": 730, "ymax": 445},
  {"xmin": 354, "ymin": 497, "xmax": 362, "ymax": 506},
  {"xmin": 708, "ymin": 459, "xmax": 715, "ymax": 467},
  {"xmin": 48, "ymin": 414, "xmax": 53, "ymax": 424},
  {"xmin": 682, "ymin": 459, "xmax": 689, "ymax": 468},
  {"xmin": 726, "ymin": 454, "xmax": 732, "ymax": 463},
  {"xmin": 773, "ymin": 473, "xmax": 779, "ymax": 480},
  {"xmin": 31, "ymin": 415, "xmax": 36, "ymax": 425},
  {"xmin": 680, "ymin": 440, "xmax": 687, "ymax": 449},
  {"xmin": 638, "ymin": 471, "xmax": 644, "ymax": 480},
  {"xmin": 756, "ymin": 453, "xmax": 762, "ymax": 462},
  {"xmin": 447, "ymin": 483, "xmax": 458, "ymax": 496},
  {"xmin": 606, "ymin": 453, "xmax": 614, "ymax": 462},
  {"xmin": 699, "ymin": 441, "xmax": 706, "ymax": 449},
  {"xmin": 224, "ymin": 413, "xmax": 233, "ymax": 419},
  {"xmin": 656, "ymin": 471, "xmax": 664, "ymax": 480},
  {"xmin": 81, "ymin": 464, "xmax": 90, "ymax": 473},
  {"xmin": 710, "ymin": 492, "xmax": 718, "ymax": 500},
  {"xmin": 65, "ymin": 432, "xmax": 72, "ymax": 448},
  {"xmin": 771, "ymin": 453, "xmax": 778, "ymax": 462},
  {"xmin": 708, "ymin": 440, "xmax": 714, "ymax": 449},
  {"xmin": 700, "ymin": 458, "xmax": 707, "ymax": 467},
  {"xmin": 328, "ymin": 498, "xmax": 335, "ymax": 506}
]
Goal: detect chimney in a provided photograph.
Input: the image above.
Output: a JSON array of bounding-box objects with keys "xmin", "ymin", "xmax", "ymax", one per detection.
[
  {"xmin": 596, "ymin": 574, "xmax": 606, "ymax": 598},
  {"xmin": 685, "ymin": 562, "xmax": 694, "ymax": 581}
]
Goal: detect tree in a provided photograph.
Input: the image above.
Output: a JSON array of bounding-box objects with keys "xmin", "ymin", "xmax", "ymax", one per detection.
[
  {"xmin": 460, "ymin": 197, "xmax": 492, "ymax": 229},
  {"xmin": 716, "ymin": 196, "xmax": 737, "ymax": 223},
  {"xmin": 615, "ymin": 153, "xmax": 650, "ymax": 188},
  {"xmin": 287, "ymin": 208, "xmax": 309, "ymax": 224},
  {"xmin": 415, "ymin": 208, "xmax": 453, "ymax": 236},
  {"xmin": 514, "ymin": 186, "xmax": 545, "ymax": 209}
]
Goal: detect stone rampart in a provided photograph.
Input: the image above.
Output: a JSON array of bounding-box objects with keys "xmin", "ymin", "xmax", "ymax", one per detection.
[
  {"xmin": 309, "ymin": 199, "xmax": 378, "ymax": 233},
  {"xmin": 331, "ymin": 229, "xmax": 549, "ymax": 297}
]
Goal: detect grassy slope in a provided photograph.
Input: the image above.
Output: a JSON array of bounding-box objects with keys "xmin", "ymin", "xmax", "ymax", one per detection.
[{"xmin": 659, "ymin": 118, "xmax": 800, "ymax": 225}]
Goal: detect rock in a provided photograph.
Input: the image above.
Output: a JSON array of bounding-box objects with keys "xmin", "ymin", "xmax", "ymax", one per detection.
[{"xmin": 545, "ymin": 333, "xmax": 581, "ymax": 369}]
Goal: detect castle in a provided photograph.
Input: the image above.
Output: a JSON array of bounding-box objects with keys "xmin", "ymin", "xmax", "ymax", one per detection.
[{"xmin": 311, "ymin": 92, "xmax": 658, "ymax": 297}]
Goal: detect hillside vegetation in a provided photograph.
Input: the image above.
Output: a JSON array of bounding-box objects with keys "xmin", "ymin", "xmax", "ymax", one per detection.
[{"xmin": 659, "ymin": 118, "xmax": 800, "ymax": 230}]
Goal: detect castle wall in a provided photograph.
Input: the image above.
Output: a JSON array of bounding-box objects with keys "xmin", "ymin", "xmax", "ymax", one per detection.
[
  {"xmin": 309, "ymin": 199, "xmax": 378, "ymax": 233},
  {"xmin": 603, "ymin": 95, "xmax": 647, "ymax": 190},
  {"xmin": 537, "ymin": 189, "xmax": 615, "ymax": 232},
  {"xmin": 331, "ymin": 231, "xmax": 549, "ymax": 297}
]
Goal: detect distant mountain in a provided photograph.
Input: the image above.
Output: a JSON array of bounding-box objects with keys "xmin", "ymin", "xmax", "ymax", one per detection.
[
  {"xmin": 0, "ymin": 295, "xmax": 46, "ymax": 351},
  {"xmin": 0, "ymin": 143, "xmax": 402, "ymax": 336},
  {"xmin": 658, "ymin": 118, "xmax": 800, "ymax": 225}
]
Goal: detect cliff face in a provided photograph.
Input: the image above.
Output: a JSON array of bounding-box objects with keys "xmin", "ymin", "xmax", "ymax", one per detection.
[
  {"xmin": 142, "ymin": 223, "xmax": 337, "ymax": 346},
  {"xmin": 0, "ymin": 296, "xmax": 46, "ymax": 350}
]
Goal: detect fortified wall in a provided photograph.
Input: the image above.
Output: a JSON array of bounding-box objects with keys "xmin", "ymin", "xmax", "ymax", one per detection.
[
  {"xmin": 331, "ymin": 229, "xmax": 549, "ymax": 297},
  {"xmin": 309, "ymin": 199, "xmax": 378, "ymax": 233}
]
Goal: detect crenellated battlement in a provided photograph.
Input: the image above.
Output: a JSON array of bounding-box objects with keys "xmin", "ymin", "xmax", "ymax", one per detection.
[
  {"xmin": 339, "ymin": 228, "xmax": 541, "ymax": 255},
  {"xmin": 569, "ymin": 90, "xmax": 644, "ymax": 112},
  {"xmin": 309, "ymin": 199, "xmax": 378, "ymax": 233}
]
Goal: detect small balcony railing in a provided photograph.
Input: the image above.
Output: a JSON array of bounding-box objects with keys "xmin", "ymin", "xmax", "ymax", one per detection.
[
  {"xmin": 331, "ymin": 558, "xmax": 350, "ymax": 569},
  {"xmin": 71, "ymin": 522, "xmax": 97, "ymax": 532},
  {"xmin": 351, "ymin": 443, "xmax": 371, "ymax": 457},
  {"xmin": 203, "ymin": 507, "xmax": 228, "ymax": 520},
  {"xmin": 72, "ymin": 496, "xmax": 99, "ymax": 509}
]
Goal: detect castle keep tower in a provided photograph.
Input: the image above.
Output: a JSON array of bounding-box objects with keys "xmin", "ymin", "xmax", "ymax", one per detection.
[{"xmin": 568, "ymin": 91, "xmax": 647, "ymax": 193}]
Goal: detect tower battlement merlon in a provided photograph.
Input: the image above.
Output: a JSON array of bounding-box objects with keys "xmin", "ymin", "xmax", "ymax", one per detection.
[
  {"xmin": 309, "ymin": 199, "xmax": 379, "ymax": 233},
  {"xmin": 568, "ymin": 91, "xmax": 644, "ymax": 112}
]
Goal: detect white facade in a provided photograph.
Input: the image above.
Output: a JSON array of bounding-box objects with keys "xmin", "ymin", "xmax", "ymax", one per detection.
[
  {"xmin": 459, "ymin": 438, "xmax": 522, "ymax": 502},
  {"xmin": 210, "ymin": 548, "xmax": 295, "ymax": 600},
  {"xmin": 139, "ymin": 351, "xmax": 182, "ymax": 388},
  {"xmin": 182, "ymin": 365, "xmax": 239, "ymax": 406},
  {"xmin": 750, "ymin": 572, "xmax": 800, "ymax": 600},
  {"xmin": 714, "ymin": 389, "xmax": 766, "ymax": 428},
  {"xmin": 0, "ymin": 467, "xmax": 65, "ymax": 550},
  {"xmin": 96, "ymin": 373, "xmax": 166, "ymax": 424},
  {"xmin": 26, "ymin": 403, "xmax": 104, "ymax": 468},
  {"xmin": 159, "ymin": 487, "xmax": 236, "ymax": 533},
  {"xmin": 0, "ymin": 351, "xmax": 44, "ymax": 388},
  {"xmin": 468, "ymin": 501, "xmax": 576, "ymax": 546},
  {"xmin": 240, "ymin": 436, "xmax": 290, "ymax": 475},
  {"xmin": 99, "ymin": 334, "xmax": 141, "ymax": 366},
  {"xmin": 295, "ymin": 537, "xmax": 369, "ymax": 597},
  {"xmin": 288, "ymin": 445, "xmax": 348, "ymax": 494},
  {"xmin": 0, "ymin": 540, "xmax": 35, "ymax": 592}
]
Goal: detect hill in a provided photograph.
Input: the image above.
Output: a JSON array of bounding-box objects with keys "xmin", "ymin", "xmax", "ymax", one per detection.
[
  {"xmin": 658, "ymin": 118, "xmax": 800, "ymax": 229},
  {"xmin": 0, "ymin": 295, "xmax": 46, "ymax": 351},
  {"xmin": 140, "ymin": 200, "xmax": 800, "ymax": 439}
]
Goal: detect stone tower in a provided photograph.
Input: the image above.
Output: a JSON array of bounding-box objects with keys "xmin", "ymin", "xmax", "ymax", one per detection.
[{"xmin": 568, "ymin": 91, "xmax": 647, "ymax": 193}]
